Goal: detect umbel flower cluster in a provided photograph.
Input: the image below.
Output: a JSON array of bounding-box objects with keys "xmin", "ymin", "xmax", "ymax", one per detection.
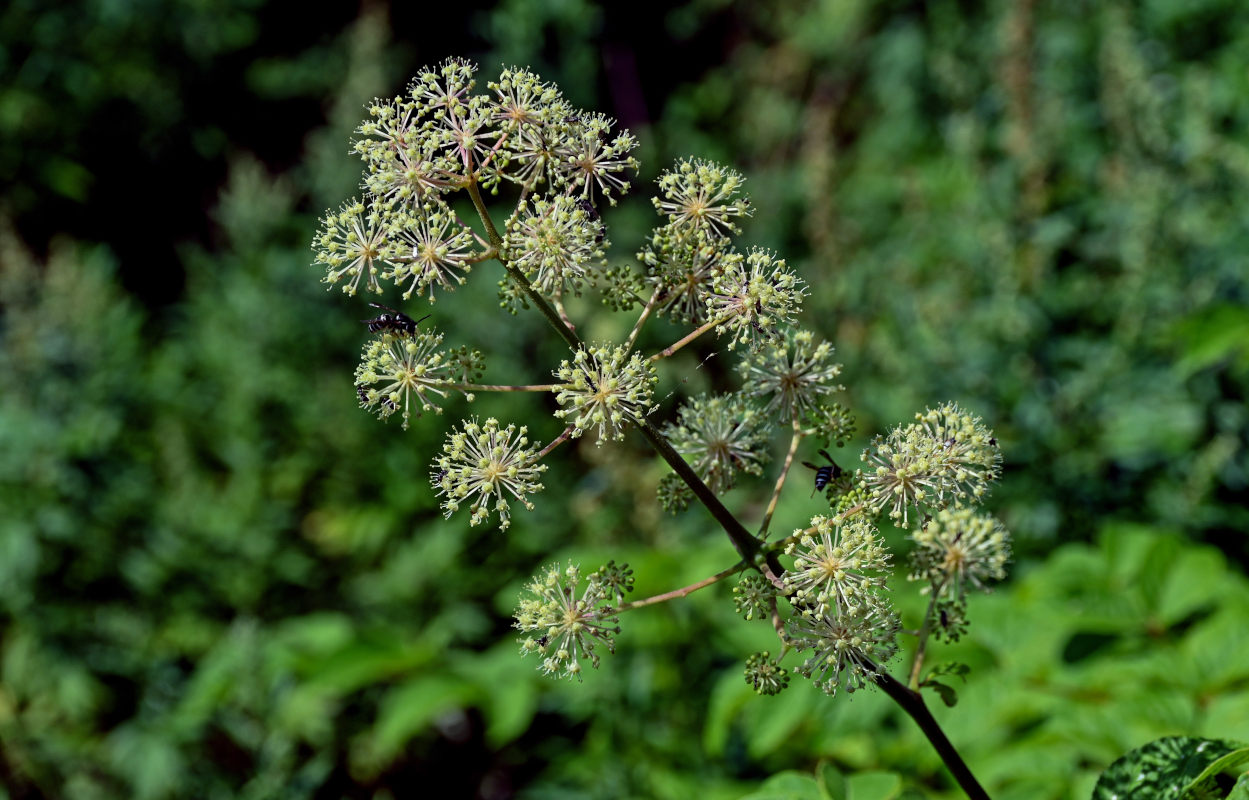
[{"xmin": 313, "ymin": 59, "xmax": 1011, "ymax": 700}]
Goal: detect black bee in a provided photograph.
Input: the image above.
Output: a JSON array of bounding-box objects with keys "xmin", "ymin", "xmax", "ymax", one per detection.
[
  {"xmin": 356, "ymin": 385, "xmax": 370, "ymax": 405},
  {"xmin": 988, "ymin": 437, "xmax": 998, "ymax": 447},
  {"xmin": 362, "ymin": 303, "xmax": 429, "ymax": 336},
  {"xmin": 802, "ymin": 449, "xmax": 844, "ymax": 497}
]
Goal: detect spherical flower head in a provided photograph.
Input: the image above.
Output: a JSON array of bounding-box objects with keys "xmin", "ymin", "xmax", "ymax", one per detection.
[
  {"xmin": 504, "ymin": 194, "xmax": 606, "ymax": 299},
  {"xmin": 786, "ymin": 597, "xmax": 900, "ymax": 697},
  {"xmin": 744, "ymin": 652, "xmax": 790, "ymax": 696},
  {"xmin": 355, "ymin": 329, "xmax": 465, "ymax": 428},
  {"xmin": 663, "ymin": 393, "xmax": 770, "ymax": 493},
  {"xmin": 489, "ymin": 66, "xmax": 562, "ymax": 133},
  {"xmin": 313, "ymin": 198, "xmax": 388, "ymax": 296},
  {"xmin": 733, "ymin": 574, "xmax": 776, "ymax": 621},
  {"xmin": 707, "ymin": 248, "xmax": 806, "ymax": 351},
  {"xmin": 652, "ymin": 158, "xmax": 752, "ymax": 238},
  {"xmin": 355, "ymin": 97, "xmax": 457, "ymax": 206},
  {"xmin": 553, "ymin": 343, "xmax": 657, "ymax": 444},
  {"xmin": 909, "ymin": 506, "xmax": 1011, "ymax": 603},
  {"xmin": 555, "ymin": 112, "xmax": 639, "ymax": 204},
  {"xmin": 860, "ymin": 402, "xmax": 1002, "ymax": 524},
  {"xmin": 639, "ymin": 225, "xmax": 734, "ymax": 325},
  {"xmin": 514, "ymin": 561, "xmax": 623, "ymax": 681},
  {"xmin": 738, "ymin": 328, "xmax": 843, "ymax": 421},
  {"xmin": 383, "ymin": 201, "xmax": 478, "ymax": 301},
  {"xmin": 432, "ymin": 417, "xmax": 546, "ymax": 531},
  {"xmin": 784, "ymin": 515, "xmax": 892, "ymax": 617}
]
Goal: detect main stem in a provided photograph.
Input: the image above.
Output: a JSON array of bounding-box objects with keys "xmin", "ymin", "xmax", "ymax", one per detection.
[{"xmin": 871, "ymin": 670, "xmax": 991, "ymax": 800}]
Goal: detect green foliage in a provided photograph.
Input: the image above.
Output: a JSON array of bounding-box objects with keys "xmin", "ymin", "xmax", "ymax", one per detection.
[{"xmin": 1091, "ymin": 737, "xmax": 1248, "ymax": 800}]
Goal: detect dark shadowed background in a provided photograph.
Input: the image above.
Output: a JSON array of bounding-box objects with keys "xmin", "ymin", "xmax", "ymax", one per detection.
[{"xmin": 2, "ymin": 1, "xmax": 1248, "ymax": 798}]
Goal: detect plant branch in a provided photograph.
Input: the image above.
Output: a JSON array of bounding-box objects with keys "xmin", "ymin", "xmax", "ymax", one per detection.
[
  {"xmin": 649, "ymin": 315, "xmax": 726, "ymax": 362},
  {"xmin": 907, "ymin": 584, "xmax": 942, "ymax": 690},
  {"xmin": 613, "ymin": 561, "xmax": 745, "ymax": 613},
  {"xmin": 445, "ymin": 383, "xmax": 556, "ymax": 393},
  {"xmin": 758, "ymin": 415, "xmax": 804, "ymax": 539},
  {"xmin": 870, "ymin": 669, "xmax": 991, "ymax": 800},
  {"xmin": 625, "ymin": 286, "xmax": 662, "ymax": 351}
]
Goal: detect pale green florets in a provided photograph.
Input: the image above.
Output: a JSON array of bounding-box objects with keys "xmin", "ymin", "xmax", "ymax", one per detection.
[
  {"xmin": 355, "ymin": 97, "xmax": 457, "ymax": 206},
  {"xmin": 784, "ymin": 515, "xmax": 892, "ymax": 617},
  {"xmin": 355, "ymin": 330, "xmax": 474, "ymax": 428},
  {"xmin": 557, "ymin": 112, "xmax": 640, "ymax": 203},
  {"xmin": 432, "ymin": 417, "xmax": 546, "ymax": 530},
  {"xmin": 638, "ymin": 225, "xmax": 734, "ymax": 325},
  {"xmin": 514, "ymin": 562, "xmax": 624, "ymax": 681},
  {"xmin": 504, "ymin": 194, "xmax": 606, "ymax": 298},
  {"xmin": 553, "ymin": 344, "xmax": 657, "ymax": 443},
  {"xmin": 860, "ymin": 402, "xmax": 1002, "ymax": 524},
  {"xmin": 663, "ymin": 393, "xmax": 769, "ymax": 493},
  {"xmin": 744, "ymin": 652, "xmax": 790, "ymax": 696},
  {"xmin": 383, "ymin": 201, "xmax": 478, "ymax": 301},
  {"xmin": 652, "ymin": 158, "xmax": 752, "ymax": 238},
  {"xmin": 738, "ymin": 328, "xmax": 843, "ymax": 421},
  {"xmin": 909, "ymin": 506, "xmax": 1011, "ymax": 604},
  {"xmin": 707, "ymin": 247, "xmax": 806, "ymax": 351},
  {"xmin": 313, "ymin": 198, "xmax": 388, "ymax": 296},
  {"xmin": 786, "ymin": 597, "xmax": 900, "ymax": 696}
]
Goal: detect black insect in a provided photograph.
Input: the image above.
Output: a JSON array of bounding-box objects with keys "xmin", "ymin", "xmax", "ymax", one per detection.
[
  {"xmin": 577, "ymin": 197, "xmax": 606, "ymax": 244},
  {"xmin": 356, "ymin": 385, "xmax": 369, "ymax": 405},
  {"xmin": 362, "ymin": 303, "xmax": 429, "ymax": 336},
  {"xmin": 802, "ymin": 449, "xmax": 844, "ymax": 497},
  {"xmin": 988, "ymin": 437, "xmax": 998, "ymax": 447}
]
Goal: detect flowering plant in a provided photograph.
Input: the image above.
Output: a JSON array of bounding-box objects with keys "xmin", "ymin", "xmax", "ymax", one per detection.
[{"xmin": 313, "ymin": 58, "xmax": 1011, "ymax": 799}]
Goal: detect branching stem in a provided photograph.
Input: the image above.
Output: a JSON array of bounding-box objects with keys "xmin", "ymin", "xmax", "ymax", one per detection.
[
  {"xmin": 649, "ymin": 315, "xmax": 727, "ymax": 362},
  {"xmin": 758, "ymin": 415, "xmax": 804, "ymax": 539},
  {"xmin": 613, "ymin": 561, "xmax": 745, "ymax": 614}
]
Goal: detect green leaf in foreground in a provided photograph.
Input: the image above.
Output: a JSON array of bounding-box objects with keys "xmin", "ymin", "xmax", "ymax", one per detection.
[{"xmin": 1092, "ymin": 736, "xmax": 1245, "ymax": 800}]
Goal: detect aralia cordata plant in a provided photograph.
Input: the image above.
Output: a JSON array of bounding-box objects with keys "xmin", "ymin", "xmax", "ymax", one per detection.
[{"xmin": 312, "ymin": 58, "xmax": 1009, "ymax": 800}]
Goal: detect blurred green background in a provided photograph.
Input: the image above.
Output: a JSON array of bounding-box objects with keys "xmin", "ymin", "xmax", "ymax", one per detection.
[{"xmin": 2, "ymin": 0, "xmax": 1248, "ymax": 798}]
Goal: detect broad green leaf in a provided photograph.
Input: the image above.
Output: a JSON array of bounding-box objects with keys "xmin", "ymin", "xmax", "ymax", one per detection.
[
  {"xmin": 739, "ymin": 772, "xmax": 822, "ymax": 800},
  {"xmin": 846, "ymin": 770, "xmax": 903, "ymax": 800},
  {"xmin": 1093, "ymin": 737, "xmax": 1244, "ymax": 800},
  {"xmin": 370, "ymin": 674, "xmax": 477, "ymax": 761},
  {"xmin": 1185, "ymin": 747, "xmax": 1249, "ymax": 798},
  {"xmin": 817, "ymin": 760, "xmax": 848, "ymax": 800}
]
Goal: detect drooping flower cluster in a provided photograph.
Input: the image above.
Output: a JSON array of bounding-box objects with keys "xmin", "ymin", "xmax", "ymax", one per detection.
[
  {"xmin": 514, "ymin": 562, "xmax": 627, "ymax": 680},
  {"xmin": 553, "ymin": 344, "xmax": 657, "ymax": 443},
  {"xmin": 431, "ymin": 417, "xmax": 546, "ymax": 530},
  {"xmin": 707, "ymin": 248, "xmax": 806, "ymax": 351},
  {"xmin": 860, "ymin": 402, "xmax": 1002, "ymax": 524},
  {"xmin": 663, "ymin": 393, "xmax": 769, "ymax": 493},
  {"xmin": 786, "ymin": 601, "xmax": 900, "ymax": 696},
  {"xmin": 738, "ymin": 328, "xmax": 843, "ymax": 421},
  {"xmin": 782, "ymin": 514, "xmax": 899, "ymax": 696}
]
